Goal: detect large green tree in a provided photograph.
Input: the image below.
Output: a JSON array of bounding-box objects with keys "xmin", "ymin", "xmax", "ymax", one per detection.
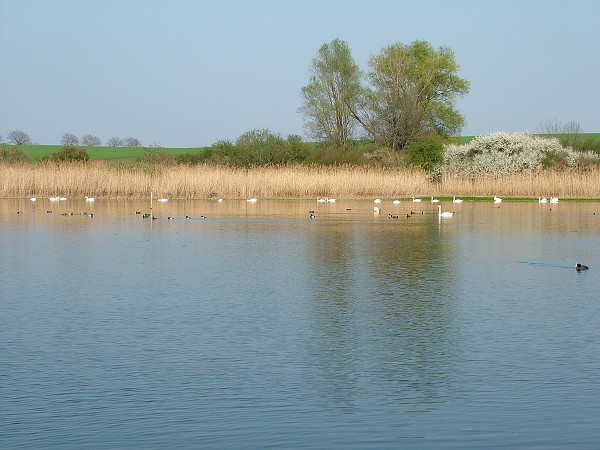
[
  {"xmin": 351, "ymin": 40, "xmax": 470, "ymax": 151},
  {"xmin": 300, "ymin": 39, "xmax": 362, "ymax": 148}
]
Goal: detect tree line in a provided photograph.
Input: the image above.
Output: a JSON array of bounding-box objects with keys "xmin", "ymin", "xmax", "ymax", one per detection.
[{"xmin": 0, "ymin": 130, "xmax": 141, "ymax": 147}]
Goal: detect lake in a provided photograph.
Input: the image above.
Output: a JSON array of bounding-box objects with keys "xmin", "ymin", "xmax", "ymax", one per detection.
[{"xmin": 1, "ymin": 197, "xmax": 599, "ymax": 448}]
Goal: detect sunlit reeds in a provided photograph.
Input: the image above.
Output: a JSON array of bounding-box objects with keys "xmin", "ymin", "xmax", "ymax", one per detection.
[{"xmin": 1, "ymin": 161, "xmax": 599, "ymax": 199}]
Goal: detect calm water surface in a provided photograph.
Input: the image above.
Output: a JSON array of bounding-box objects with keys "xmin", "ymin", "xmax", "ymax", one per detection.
[{"xmin": 1, "ymin": 198, "xmax": 599, "ymax": 448}]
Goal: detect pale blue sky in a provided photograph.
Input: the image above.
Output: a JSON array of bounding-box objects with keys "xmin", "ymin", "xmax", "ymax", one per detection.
[{"xmin": 1, "ymin": 0, "xmax": 598, "ymax": 147}]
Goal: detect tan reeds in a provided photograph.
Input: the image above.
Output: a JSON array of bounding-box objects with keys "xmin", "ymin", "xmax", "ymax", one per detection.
[{"xmin": 1, "ymin": 162, "xmax": 599, "ymax": 199}]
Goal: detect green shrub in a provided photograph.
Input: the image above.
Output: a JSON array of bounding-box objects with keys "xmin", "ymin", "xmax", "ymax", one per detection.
[
  {"xmin": 47, "ymin": 146, "xmax": 90, "ymax": 162},
  {"xmin": 404, "ymin": 135, "xmax": 444, "ymax": 171},
  {"xmin": 0, "ymin": 145, "xmax": 30, "ymax": 163}
]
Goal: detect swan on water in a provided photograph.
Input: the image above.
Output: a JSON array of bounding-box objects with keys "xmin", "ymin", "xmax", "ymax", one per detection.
[
  {"xmin": 392, "ymin": 200, "xmax": 401, "ymax": 204},
  {"xmin": 374, "ymin": 206, "xmax": 381, "ymax": 214},
  {"xmin": 30, "ymin": 197, "xmax": 36, "ymax": 202},
  {"xmin": 438, "ymin": 205, "xmax": 454, "ymax": 218},
  {"xmin": 412, "ymin": 197, "xmax": 422, "ymax": 202},
  {"xmin": 494, "ymin": 196, "xmax": 502, "ymax": 203},
  {"xmin": 247, "ymin": 198, "xmax": 258, "ymax": 203},
  {"xmin": 431, "ymin": 196, "xmax": 440, "ymax": 203},
  {"xmin": 453, "ymin": 196, "xmax": 463, "ymax": 203},
  {"xmin": 158, "ymin": 198, "xmax": 168, "ymax": 202},
  {"xmin": 374, "ymin": 198, "xmax": 382, "ymax": 203},
  {"xmin": 550, "ymin": 197, "xmax": 559, "ymax": 203},
  {"xmin": 539, "ymin": 197, "xmax": 548, "ymax": 203},
  {"xmin": 85, "ymin": 196, "xmax": 95, "ymax": 202}
]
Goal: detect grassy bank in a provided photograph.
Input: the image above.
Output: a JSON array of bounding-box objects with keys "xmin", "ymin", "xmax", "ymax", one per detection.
[{"xmin": 2, "ymin": 162, "xmax": 599, "ymax": 200}]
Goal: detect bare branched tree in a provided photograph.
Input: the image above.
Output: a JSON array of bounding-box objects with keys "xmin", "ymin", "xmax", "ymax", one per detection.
[
  {"xmin": 106, "ymin": 137, "xmax": 123, "ymax": 147},
  {"xmin": 61, "ymin": 133, "xmax": 79, "ymax": 146},
  {"xmin": 7, "ymin": 130, "xmax": 32, "ymax": 145},
  {"xmin": 538, "ymin": 117, "xmax": 583, "ymax": 135},
  {"xmin": 81, "ymin": 134, "xmax": 102, "ymax": 146},
  {"xmin": 123, "ymin": 137, "xmax": 142, "ymax": 147}
]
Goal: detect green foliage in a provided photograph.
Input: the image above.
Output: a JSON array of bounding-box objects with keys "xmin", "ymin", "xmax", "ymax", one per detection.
[
  {"xmin": 403, "ymin": 135, "xmax": 444, "ymax": 171},
  {"xmin": 300, "ymin": 39, "xmax": 362, "ymax": 148},
  {"xmin": 0, "ymin": 145, "xmax": 30, "ymax": 163},
  {"xmin": 204, "ymin": 130, "xmax": 308, "ymax": 167},
  {"xmin": 46, "ymin": 146, "xmax": 91, "ymax": 162},
  {"xmin": 361, "ymin": 40, "xmax": 470, "ymax": 150}
]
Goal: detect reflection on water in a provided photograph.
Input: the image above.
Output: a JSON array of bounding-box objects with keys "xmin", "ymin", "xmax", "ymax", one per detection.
[{"xmin": 1, "ymin": 199, "xmax": 599, "ymax": 448}]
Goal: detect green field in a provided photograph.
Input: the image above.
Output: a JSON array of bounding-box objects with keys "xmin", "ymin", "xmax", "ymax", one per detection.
[
  {"xmin": 6, "ymin": 133, "xmax": 600, "ymax": 162},
  {"xmin": 13, "ymin": 144, "xmax": 209, "ymax": 162}
]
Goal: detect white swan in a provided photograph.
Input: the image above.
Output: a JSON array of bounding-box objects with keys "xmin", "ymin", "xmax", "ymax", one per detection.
[
  {"xmin": 550, "ymin": 197, "xmax": 559, "ymax": 203},
  {"xmin": 158, "ymin": 198, "xmax": 168, "ymax": 202},
  {"xmin": 49, "ymin": 197, "xmax": 59, "ymax": 201},
  {"xmin": 317, "ymin": 197, "xmax": 327, "ymax": 202},
  {"xmin": 438, "ymin": 205, "xmax": 454, "ymax": 218},
  {"xmin": 374, "ymin": 198, "xmax": 382, "ymax": 204},
  {"xmin": 59, "ymin": 197, "xmax": 67, "ymax": 201},
  {"xmin": 412, "ymin": 197, "xmax": 422, "ymax": 202},
  {"xmin": 453, "ymin": 196, "xmax": 463, "ymax": 203},
  {"xmin": 392, "ymin": 200, "xmax": 401, "ymax": 204},
  {"xmin": 247, "ymin": 198, "xmax": 258, "ymax": 203},
  {"xmin": 431, "ymin": 196, "xmax": 440, "ymax": 203},
  {"xmin": 374, "ymin": 206, "xmax": 381, "ymax": 214},
  {"xmin": 85, "ymin": 196, "xmax": 95, "ymax": 202},
  {"xmin": 326, "ymin": 198, "xmax": 336, "ymax": 202},
  {"xmin": 538, "ymin": 197, "xmax": 547, "ymax": 203},
  {"xmin": 493, "ymin": 196, "xmax": 502, "ymax": 203},
  {"xmin": 30, "ymin": 197, "xmax": 36, "ymax": 202}
]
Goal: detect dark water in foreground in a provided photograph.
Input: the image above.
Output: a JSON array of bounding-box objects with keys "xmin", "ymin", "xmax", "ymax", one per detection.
[{"xmin": 1, "ymin": 198, "xmax": 599, "ymax": 448}]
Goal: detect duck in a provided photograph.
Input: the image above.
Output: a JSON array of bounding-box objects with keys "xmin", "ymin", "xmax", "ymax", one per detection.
[
  {"xmin": 438, "ymin": 205, "xmax": 454, "ymax": 218},
  {"xmin": 494, "ymin": 196, "xmax": 502, "ymax": 203},
  {"xmin": 538, "ymin": 197, "xmax": 548, "ymax": 203},
  {"xmin": 412, "ymin": 197, "xmax": 422, "ymax": 202},
  {"xmin": 550, "ymin": 197, "xmax": 559, "ymax": 204},
  {"xmin": 453, "ymin": 196, "xmax": 463, "ymax": 203},
  {"xmin": 576, "ymin": 263, "xmax": 589, "ymax": 271}
]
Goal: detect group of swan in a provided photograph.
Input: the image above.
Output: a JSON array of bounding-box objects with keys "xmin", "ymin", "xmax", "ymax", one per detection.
[
  {"xmin": 539, "ymin": 197, "xmax": 559, "ymax": 203},
  {"xmin": 317, "ymin": 197, "xmax": 336, "ymax": 203}
]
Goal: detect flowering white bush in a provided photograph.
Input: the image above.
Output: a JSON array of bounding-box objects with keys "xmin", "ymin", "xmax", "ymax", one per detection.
[{"xmin": 443, "ymin": 131, "xmax": 583, "ymax": 176}]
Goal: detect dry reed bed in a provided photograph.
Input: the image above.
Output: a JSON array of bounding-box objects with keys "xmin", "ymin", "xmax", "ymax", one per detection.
[{"xmin": 1, "ymin": 162, "xmax": 599, "ymax": 199}]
